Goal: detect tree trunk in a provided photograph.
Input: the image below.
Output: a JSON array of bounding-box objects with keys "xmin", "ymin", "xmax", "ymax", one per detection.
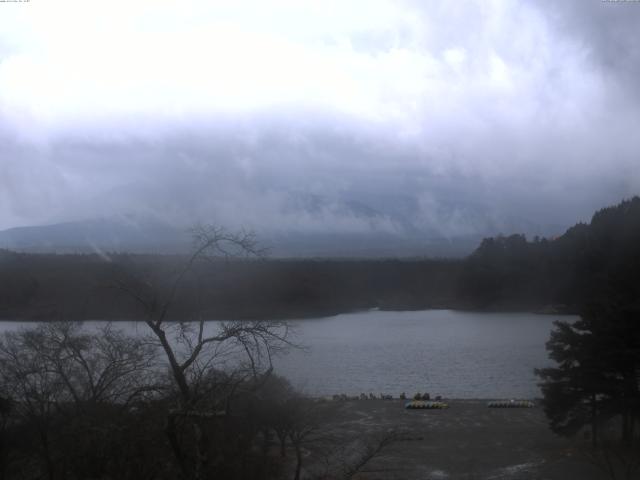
[
  {"xmin": 193, "ymin": 421, "xmax": 209, "ymax": 480},
  {"xmin": 165, "ymin": 413, "xmax": 188, "ymax": 478},
  {"xmin": 621, "ymin": 409, "xmax": 632, "ymax": 445},
  {"xmin": 591, "ymin": 393, "xmax": 598, "ymax": 447},
  {"xmin": 261, "ymin": 428, "xmax": 271, "ymax": 457},
  {"xmin": 148, "ymin": 323, "xmax": 191, "ymax": 400},
  {"xmin": 38, "ymin": 429, "xmax": 55, "ymax": 480},
  {"xmin": 278, "ymin": 432, "xmax": 287, "ymax": 458},
  {"xmin": 293, "ymin": 443, "xmax": 302, "ymax": 480}
]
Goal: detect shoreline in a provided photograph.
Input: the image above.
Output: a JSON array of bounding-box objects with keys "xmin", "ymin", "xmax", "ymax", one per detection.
[
  {"xmin": 312, "ymin": 397, "xmax": 543, "ymax": 402},
  {"xmin": 297, "ymin": 397, "xmax": 597, "ymax": 479},
  {"xmin": 0, "ymin": 305, "xmax": 578, "ymax": 322}
]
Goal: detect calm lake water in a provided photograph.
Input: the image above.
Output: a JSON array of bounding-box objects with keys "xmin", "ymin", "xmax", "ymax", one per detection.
[
  {"xmin": 275, "ymin": 309, "xmax": 571, "ymax": 399},
  {"xmin": 0, "ymin": 310, "xmax": 574, "ymax": 399}
]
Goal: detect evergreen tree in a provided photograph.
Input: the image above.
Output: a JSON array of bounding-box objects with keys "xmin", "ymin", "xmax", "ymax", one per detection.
[{"xmin": 536, "ymin": 301, "xmax": 640, "ymax": 445}]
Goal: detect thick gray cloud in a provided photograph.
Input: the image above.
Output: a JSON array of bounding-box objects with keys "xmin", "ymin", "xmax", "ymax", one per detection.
[
  {"xmin": 535, "ymin": 0, "xmax": 640, "ymax": 97},
  {"xmin": 0, "ymin": 0, "xmax": 638, "ymax": 244}
]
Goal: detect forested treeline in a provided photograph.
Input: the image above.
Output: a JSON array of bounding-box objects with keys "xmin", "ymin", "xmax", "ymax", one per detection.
[
  {"xmin": 1, "ymin": 196, "xmax": 639, "ymax": 320},
  {"xmin": 531, "ymin": 197, "xmax": 640, "ymax": 475},
  {"xmin": 0, "ymin": 253, "xmax": 461, "ymax": 320},
  {"xmin": 458, "ymin": 196, "xmax": 640, "ymax": 311}
]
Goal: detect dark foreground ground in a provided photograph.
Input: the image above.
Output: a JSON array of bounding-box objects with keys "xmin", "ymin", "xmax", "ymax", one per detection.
[{"xmin": 300, "ymin": 399, "xmax": 614, "ymax": 480}]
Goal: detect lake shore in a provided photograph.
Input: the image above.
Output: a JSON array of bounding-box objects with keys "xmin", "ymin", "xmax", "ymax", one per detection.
[
  {"xmin": 306, "ymin": 398, "xmax": 601, "ymax": 479},
  {"xmin": 0, "ymin": 304, "xmax": 578, "ymax": 322}
]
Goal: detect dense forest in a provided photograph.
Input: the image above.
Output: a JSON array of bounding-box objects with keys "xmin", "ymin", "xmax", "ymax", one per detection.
[
  {"xmin": 524, "ymin": 197, "xmax": 640, "ymax": 470},
  {"xmin": 459, "ymin": 196, "xmax": 640, "ymax": 312},
  {"xmin": 0, "ymin": 254, "xmax": 462, "ymax": 320},
  {"xmin": 1, "ymin": 197, "xmax": 639, "ymax": 320}
]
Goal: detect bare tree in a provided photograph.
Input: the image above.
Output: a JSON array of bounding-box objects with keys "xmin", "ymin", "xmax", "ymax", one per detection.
[
  {"xmin": 300, "ymin": 426, "xmax": 402, "ymax": 480},
  {"xmin": 0, "ymin": 395, "xmax": 11, "ymax": 480},
  {"xmin": 285, "ymin": 398, "xmax": 322, "ymax": 480},
  {"xmin": 112, "ymin": 224, "xmax": 294, "ymax": 479},
  {"xmin": 0, "ymin": 321, "xmax": 159, "ymax": 480},
  {"xmin": 36, "ymin": 322, "xmax": 159, "ymax": 406},
  {"xmin": 263, "ymin": 394, "xmax": 401, "ymax": 480},
  {"xmin": 339, "ymin": 429, "xmax": 401, "ymax": 480}
]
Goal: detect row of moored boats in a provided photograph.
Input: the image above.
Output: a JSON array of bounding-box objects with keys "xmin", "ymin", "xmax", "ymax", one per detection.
[{"xmin": 404, "ymin": 399, "xmax": 536, "ymax": 410}]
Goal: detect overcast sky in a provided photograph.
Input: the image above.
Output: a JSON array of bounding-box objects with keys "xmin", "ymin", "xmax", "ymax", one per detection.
[{"xmin": 0, "ymin": 0, "xmax": 639, "ymax": 239}]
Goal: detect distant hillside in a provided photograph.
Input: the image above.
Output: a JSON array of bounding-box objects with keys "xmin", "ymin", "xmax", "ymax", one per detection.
[
  {"xmin": 0, "ymin": 216, "xmax": 483, "ymax": 258},
  {"xmin": 0, "ymin": 252, "xmax": 462, "ymax": 320},
  {"xmin": 457, "ymin": 196, "xmax": 640, "ymax": 311},
  {"xmin": 0, "ymin": 216, "xmax": 189, "ymax": 254},
  {"xmin": 0, "ymin": 190, "xmax": 564, "ymax": 259}
]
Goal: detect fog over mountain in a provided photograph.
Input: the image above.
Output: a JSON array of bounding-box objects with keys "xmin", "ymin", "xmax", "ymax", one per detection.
[{"xmin": 1, "ymin": 1, "xmax": 639, "ymax": 255}]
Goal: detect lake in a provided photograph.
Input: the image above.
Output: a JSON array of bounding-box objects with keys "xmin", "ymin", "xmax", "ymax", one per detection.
[
  {"xmin": 275, "ymin": 309, "xmax": 571, "ymax": 399},
  {"xmin": 0, "ymin": 309, "xmax": 573, "ymax": 399}
]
